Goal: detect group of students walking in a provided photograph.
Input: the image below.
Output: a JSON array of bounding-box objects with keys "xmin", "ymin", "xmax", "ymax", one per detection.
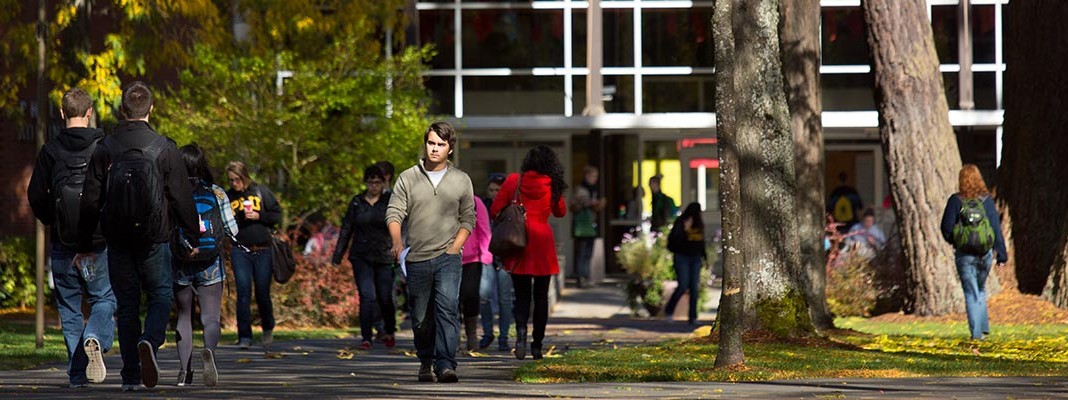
[
  {"xmin": 27, "ymin": 82, "xmax": 578, "ymax": 389},
  {"xmin": 29, "ymin": 83, "xmax": 282, "ymax": 390}
]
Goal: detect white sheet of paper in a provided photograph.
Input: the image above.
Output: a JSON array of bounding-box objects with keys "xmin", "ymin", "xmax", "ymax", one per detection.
[{"xmin": 399, "ymin": 247, "xmax": 411, "ymax": 277}]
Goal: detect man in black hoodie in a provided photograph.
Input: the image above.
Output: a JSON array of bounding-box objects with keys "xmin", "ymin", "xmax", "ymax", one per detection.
[
  {"xmin": 73, "ymin": 82, "xmax": 200, "ymax": 391},
  {"xmin": 28, "ymin": 88, "xmax": 117, "ymax": 389}
]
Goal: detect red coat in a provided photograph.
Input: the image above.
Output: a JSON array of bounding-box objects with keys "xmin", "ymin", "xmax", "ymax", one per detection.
[{"xmin": 491, "ymin": 171, "xmax": 567, "ymax": 276}]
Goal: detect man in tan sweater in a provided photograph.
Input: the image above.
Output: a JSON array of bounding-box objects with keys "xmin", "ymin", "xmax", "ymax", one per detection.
[{"xmin": 386, "ymin": 121, "xmax": 476, "ymax": 383}]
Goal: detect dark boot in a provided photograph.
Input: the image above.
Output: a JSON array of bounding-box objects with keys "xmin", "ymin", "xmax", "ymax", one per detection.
[
  {"xmin": 464, "ymin": 317, "xmax": 479, "ymax": 352},
  {"xmin": 531, "ymin": 341, "xmax": 543, "ymax": 360},
  {"xmin": 514, "ymin": 327, "xmax": 527, "ymax": 360}
]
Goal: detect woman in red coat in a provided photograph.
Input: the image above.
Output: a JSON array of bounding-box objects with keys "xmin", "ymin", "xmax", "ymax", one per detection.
[{"xmin": 491, "ymin": 145, "xmax": 567, "ymax": 360}]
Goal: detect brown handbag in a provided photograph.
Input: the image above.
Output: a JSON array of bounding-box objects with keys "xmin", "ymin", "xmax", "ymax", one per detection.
[{"xmin": 489, "ymin": 174, "xmax": 527, "ymax": 262}]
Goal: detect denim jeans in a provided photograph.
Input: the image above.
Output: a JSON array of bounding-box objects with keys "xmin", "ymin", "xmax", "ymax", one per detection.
[
  {"xmin": 664, "ymin": 254, "xmax": 703, "ymax": 323},
  {"xmin": 479, "ymin": 263, "xmax": 513, "ymax": 341},
  {"xmin": 108, "ymin": 242, "xmax": 173, "ymax": 385},
  {"xmin": 232, "ymin": 249, "xmax": 275, "ymax": 340},
  {"xmin": 956, "ymin": 250, "xmax": 993, "ymax": 339},
  {"xmin": 352, "ymin": 257, "xmax": 396, "ymax": 342},
  {"xmin": 574, "ymin": 237, "xmax": 595, "ymax": 280},
  {"xmin": 51, "ymin": 247, "xmax": 116, "ymax": 385},
  {"xmin": 406, "ymin": 252, "xmax": 462, "ymax": 373}
]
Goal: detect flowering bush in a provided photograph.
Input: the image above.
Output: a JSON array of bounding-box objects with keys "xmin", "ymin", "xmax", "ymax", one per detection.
[{"xmin": 615, "ymin": 230, "xmax": 674, "ymax": 316}]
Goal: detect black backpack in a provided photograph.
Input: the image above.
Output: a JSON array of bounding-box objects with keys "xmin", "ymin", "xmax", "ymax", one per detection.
[
  {"xmin": 172, "ymin": 180, "xmax": 228, "ymax": 272},
  {"xmin": 103, "ymin": 136, "xmax": 168, "ymax": 242},
  {"xmin": 47, "ymin": 140, "xmax": 102, "ymax": 247}
]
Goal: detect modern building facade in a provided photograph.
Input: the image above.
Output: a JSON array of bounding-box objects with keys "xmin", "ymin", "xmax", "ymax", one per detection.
[{"xmin": 410, "ymin": 0, "xmax": 1006, "ymax": 281}]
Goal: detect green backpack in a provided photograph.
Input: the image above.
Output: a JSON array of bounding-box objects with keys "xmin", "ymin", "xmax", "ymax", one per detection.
[{"xmin": 951, "ymin": 195, "xmax": 995, "ymax": 255}]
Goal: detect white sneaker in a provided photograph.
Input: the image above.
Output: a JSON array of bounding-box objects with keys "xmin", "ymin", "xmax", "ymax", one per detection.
[
  {"xmin": 202, "ymin": 348, "xmax": 218, "ymax": 387},
  {"xmin": 83, "ymin": 337, "xmax": 106, "ymax": 384},
  {"xmin": 120, "ymin": 383, "xmax": 142, "ymax": 392},
  {"xmin": 238, "ymin": 338, "xmax": 252, "ymax": 350}
]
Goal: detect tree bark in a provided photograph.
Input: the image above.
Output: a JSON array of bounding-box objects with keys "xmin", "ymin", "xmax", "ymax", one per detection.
[
  {"xmin": 713, "ymin": 0, "xmax": 744, "ymax": 368},
  {"xmin": 734, "ymin": 0, "xmax": 813, "ymax": 335},
  {"xmin": 861, "ymin": 0, "xmax": 964, "ymax": 315},
  {"xmin": 780, "ymin": 0, "xmax": 832, "ymax": 330},
  {"xmin": 1000, "ymin": 1, "xmax": 1068, "ymax": 306}
]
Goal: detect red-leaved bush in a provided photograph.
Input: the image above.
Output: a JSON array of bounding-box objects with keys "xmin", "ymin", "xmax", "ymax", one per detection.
[{"xmin": 219, "ymin": 252, "xmax": 361, "ymax": 329}]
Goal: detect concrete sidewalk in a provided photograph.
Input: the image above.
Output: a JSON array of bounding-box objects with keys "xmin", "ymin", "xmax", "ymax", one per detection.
[{"xmin": 1, "ymin": 282, "xmax": 1065, "ymax": 399}]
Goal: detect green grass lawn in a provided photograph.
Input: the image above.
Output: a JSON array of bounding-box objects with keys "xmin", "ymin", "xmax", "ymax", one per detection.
[
  {"xmin": 0, "ymin": 320, "xmax": 356, "ymax": 371},
  {"xmin": 515, "ymin": 318, "xmax": 1068, "ymax": 383}
]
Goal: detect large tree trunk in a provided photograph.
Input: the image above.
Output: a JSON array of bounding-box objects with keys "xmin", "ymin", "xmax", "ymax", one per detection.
[
  {"xmin": 1000, "ymin": 2, "xmax": 1068, "ymax": 307},
  {"xmin": 713, "ymin": 0, "xmax": 744, "ymax": 368},
  {"xmin": 861, "ymin": 0, "xmax": 964, "ymax": 315},
  {"xmin": 780, "ymin": 0, "xmax": 832, "ymax": 330},
  {"xmin": 733, "ymin": 0, "xmax": 813, "ymax": 335}
]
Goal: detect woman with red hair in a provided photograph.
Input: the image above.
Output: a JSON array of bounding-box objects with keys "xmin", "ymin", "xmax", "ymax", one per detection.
[{"xmin": 939, "ymin": 164, "xmax": 1007, "ymax": 340}]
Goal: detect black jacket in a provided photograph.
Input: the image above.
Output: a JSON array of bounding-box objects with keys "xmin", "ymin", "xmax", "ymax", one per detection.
[
  {"xmin": 940, "ymin": 194, "xmax": 1008, "ymax": 263},
  {"xmin": 27, "ymin": 127, "xmax": 106, "ymax": 250},
  {"xmin": 332, "ymin": 191, "xmax": 393, "ymax": 265},
  {"xmin": 227, "ymin": 183, "xmax": 283, "ymax": 246},
  {"xmin": 77, "ymin": 120, "xmax": 200, "ymax": 251},
  {"xmin": 667, "ymin": 218, "xmax": 707, "ymax": 259}
]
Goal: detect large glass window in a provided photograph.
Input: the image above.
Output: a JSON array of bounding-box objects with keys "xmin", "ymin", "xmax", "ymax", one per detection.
[
  {"xmin": 420, "ymin": 10, "xmax": 455, "ymax": 69},
  {"xmin": 573, "ymin": 9, "xmax": 634, "ymax": 67},
  {"xmin": 425, "ymin": 77, "xmax": 455, "ymax": 116},
  {"xmin": 463, "ymin": 76, "xmax": 563, "ymax": 115},
  {"xmin": 943, "ymin": 72, "xmax": 997, "ymax": 110},
  {"xmin": 821, "ymin": 7, "xmax": 871, "ymax": 65},
  {"xmin": 641, "ymin": 8, "xmax": 713, "ymax": 67},
  {"xmin": 821, "ymin": 73, "xmax": 876, "ymax": 111},
  {"xmin": 643, "ymin": 76, "xmax": 715, "ymax": 113},
  {"xmin": 603, "ymin": 75, "xmax": 635, "ymax": 113},
  {"xmin": 461, "ymin": 10, "xmax": 564, "ymax": 68},
  {"xmin": 931, "ymin": 5, "xmax": 959, "ymax": 64},
  {"xmin": 973, "ymin": 5, "xmax": 996, "ymax": 64}
]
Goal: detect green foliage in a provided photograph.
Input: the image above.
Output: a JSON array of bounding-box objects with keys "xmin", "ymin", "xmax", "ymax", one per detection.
[
  {"xmin": 616, "ymin": 230, "xmax": 673, "ymax": 315},
  {"xmin": 156, "ymin": 23, "xmax": 431, "ymax": 222},
  {"xmin": 516, "ymin": 320, "xmax": 1068, "ymax": 382},
  {"xmin": 0, "ymin": 237, "xmax": 42, "ymax": 309}
]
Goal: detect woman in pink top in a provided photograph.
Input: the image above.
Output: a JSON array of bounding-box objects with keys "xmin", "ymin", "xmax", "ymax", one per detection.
[{"xmin": 460, "ymin": 197, "xmax": 492, "ymax": 351}]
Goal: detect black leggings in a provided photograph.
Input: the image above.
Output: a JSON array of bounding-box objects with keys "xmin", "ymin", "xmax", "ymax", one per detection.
[
  {"xmin": 460, "ymin": 262, "xmax": 483, "ymax": 320},
  {"xmin": 511, "ymin": 274, "xmax": 551, "ymax": 345}
]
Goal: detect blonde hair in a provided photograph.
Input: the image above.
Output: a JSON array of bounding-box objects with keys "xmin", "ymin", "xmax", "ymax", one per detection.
[
  {"xmin": 226, "ymin": 161, "xmax": 253, "ymax": 186},
  {"xmin": 958, "ymin": 164, "xmax": 989, "ymax": 198}
]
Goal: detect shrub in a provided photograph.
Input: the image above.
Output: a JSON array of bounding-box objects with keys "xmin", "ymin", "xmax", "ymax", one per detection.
[
  {"xmin": 826, "ymin": 252, "xmax": 879, "ymax": 317},
  {"xmin": 0, "ymin": 236, "xmax": 43, "ymax": 309},
  {"xmin": 616, "ymin": 230, "xmax": 674, "ymax": 316}
]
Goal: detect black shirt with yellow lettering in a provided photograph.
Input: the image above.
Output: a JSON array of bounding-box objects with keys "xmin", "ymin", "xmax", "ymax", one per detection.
[{"xmin": 226, "ymin": 183, "xmax": 283, "ymax": 246}]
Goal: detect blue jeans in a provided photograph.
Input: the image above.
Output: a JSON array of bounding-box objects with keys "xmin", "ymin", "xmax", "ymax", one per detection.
[
  {"xmin": 232, "ymin": 249, "xmax": 276, "ymax": 340},
  {"xmin": 574, "ymin": 237, "xmax": 595, "ymax": 280},
  {"xmin": 406, "ymin": 252, "xmax": 462, "ymax": 373},
  {"xmin": 956, "ymin": 250, "xmax": 993, "ymax": 339},
  {"xmin": 664, "ymin": 254, "xmax": 703, "ymax": 323},
  {"xmin": 51, "ymin": 247, "xmax": 116, "ymax": 385},
  {"xmin": 479, "ymin": 263, "xmax": 513, "ymax": 342},
  {"xmin": 108, "ymin": 242, "xmax": 173, "ymax": 385},
  {"xmin": 352, "ymin": 257, "xmax": 396, "ymax": 342}
]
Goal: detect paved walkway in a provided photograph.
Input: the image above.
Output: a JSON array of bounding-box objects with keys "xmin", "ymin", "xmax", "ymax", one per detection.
[{"xmin": 1, "ymin": 281, "xmax": 1066, "ymax": 399}]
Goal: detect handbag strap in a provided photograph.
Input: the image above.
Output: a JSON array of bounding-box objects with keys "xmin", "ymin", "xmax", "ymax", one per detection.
[{"xmin": 511, "ymin": 174, "xmax": 523, "ymax": 206}]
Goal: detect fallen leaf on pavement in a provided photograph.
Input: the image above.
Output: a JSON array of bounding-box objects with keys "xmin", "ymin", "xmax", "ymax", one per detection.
[
  {"xmin": 337, "ymin": 349, "xmax": 355, "ymax": 360},
  {"xmin": 236, "ymin": 358, "xmax": 251, "ymax": 363},
  {"xmin": 265, "ymin": 352, "xmax": 285, "ymax": 359}
]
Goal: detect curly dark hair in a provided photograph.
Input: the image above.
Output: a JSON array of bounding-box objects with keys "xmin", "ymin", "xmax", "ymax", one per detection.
[{"xmin": 521, "ymin": 145, "xmax": 568, "ymax": 203}]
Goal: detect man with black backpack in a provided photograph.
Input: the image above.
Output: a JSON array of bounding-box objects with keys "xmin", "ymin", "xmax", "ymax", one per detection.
[
  {"xmin": 74, "ymin": 82, "xmax": 200, "ymax": 391},
  {"xmin": 28, "ymin": 88, "xmax": 117, "ymax": 389}
]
